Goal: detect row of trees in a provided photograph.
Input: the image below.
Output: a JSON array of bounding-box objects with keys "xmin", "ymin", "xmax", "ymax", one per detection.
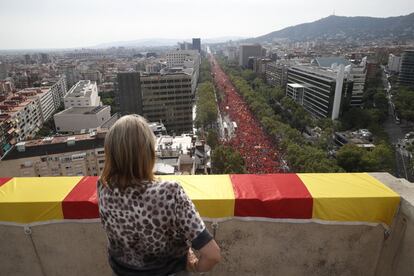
[
  {"xmin": 394, "ymin": 87, "xmax": 414, "ymax": 123},
  {"xmin": 195, "ymin": 81, "xmax": 218, "ymax": 129}
]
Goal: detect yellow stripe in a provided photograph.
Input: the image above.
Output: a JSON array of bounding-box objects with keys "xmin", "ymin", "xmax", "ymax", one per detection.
[
  {"xmin": 159, "ymin": 175, "xmax": 235, "ymax": 218},
  {"xmin": 0, "ymin": 177, "xmax": 82, "ymax": 223},
  {"xmin": 298, "ymin": 173, "xmax": 400, "ymax": 225}
]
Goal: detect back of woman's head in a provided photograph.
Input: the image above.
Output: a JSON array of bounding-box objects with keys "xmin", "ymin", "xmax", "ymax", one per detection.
[{"xmin": 101, "ymin": 114, "xmax": 156, "ymax": 189}]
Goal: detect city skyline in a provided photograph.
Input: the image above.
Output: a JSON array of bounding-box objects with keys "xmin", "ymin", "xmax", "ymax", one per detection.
[{"xmin": 0, "ymin": 0, "xmax": 413, "ymax": 50}]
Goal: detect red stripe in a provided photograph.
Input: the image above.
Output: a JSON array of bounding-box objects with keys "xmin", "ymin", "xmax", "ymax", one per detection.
[
  {"xmin": 62, "ymin": 176, "xmax": 100, "ymax": 219},
  {"xmin": 0, "ymin": 177, "xmax": 12, "ymax": 187},
  {"xmin": 231, "ymin": 174, "xmax": 313, "ymax": 219}
]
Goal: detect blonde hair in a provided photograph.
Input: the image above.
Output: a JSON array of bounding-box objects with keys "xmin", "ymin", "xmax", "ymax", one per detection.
[{"xmin": 101, "ymin": 115, "xmax": 156, "ymax": 189}]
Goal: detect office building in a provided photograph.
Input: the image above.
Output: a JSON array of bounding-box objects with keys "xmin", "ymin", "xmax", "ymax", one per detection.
[
  {"xmin": 192, "ymin": 38, "xmax": 201, "ymax": 53},
  {"xmin": 141, "ymin": 73, "xmax": 193, "ymax": 134},
  {"xmin": 239, "ymin": 44, "xmax": 264, "ymax": 68},
  {"xmin": 388, "ymin": 54, "xmax": 401, "ymax": 73},
  {"xmin": 54, "ymin": 106, "xmax": 111, "ymax": 133},
  {"xmin": 116, "ymin": 72, "xmax": 143, "ymax": 115},
  {"xmin": 398, "ymin": 50, "xmax": 414, "ymax": 88},
  {"xmin": 64, "ymin": 80, "xmax": 101, "ymax": 109},
  {"xmin": 286, "ymin": 65, "xmax": 353, "ymax": 120}
]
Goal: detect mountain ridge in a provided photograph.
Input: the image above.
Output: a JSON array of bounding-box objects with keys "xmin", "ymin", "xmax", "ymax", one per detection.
[{"xmin": 246, "ymin": 13, "xmax": 414, "ymax": 43}]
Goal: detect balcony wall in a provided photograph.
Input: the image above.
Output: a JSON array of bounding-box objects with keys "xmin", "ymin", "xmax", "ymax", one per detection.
[{"xmin": 0, "ymin": 173, "xmax": 413, "ymax": 276}]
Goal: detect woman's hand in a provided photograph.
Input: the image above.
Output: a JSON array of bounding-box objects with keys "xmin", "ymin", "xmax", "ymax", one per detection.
[{"xmin": 186, "ymin": 248, "xmax": 199, "ymax": 272}]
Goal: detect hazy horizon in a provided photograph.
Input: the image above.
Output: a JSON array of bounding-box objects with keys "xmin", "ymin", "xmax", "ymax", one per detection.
[{"xmin": 0, "ymin": 0, "xmax": 413, "ymax": 50}]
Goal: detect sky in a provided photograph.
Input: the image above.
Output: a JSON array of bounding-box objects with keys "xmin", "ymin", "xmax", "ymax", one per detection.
[{"xmin": 0, "ymin": 0, "xmax": 413, "ymax": 49}]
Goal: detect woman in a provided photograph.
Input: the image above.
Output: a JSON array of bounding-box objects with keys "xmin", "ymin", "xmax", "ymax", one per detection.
[{"xmin": 98, "ymin": 115, "xmax": 221, "ymax": 276}]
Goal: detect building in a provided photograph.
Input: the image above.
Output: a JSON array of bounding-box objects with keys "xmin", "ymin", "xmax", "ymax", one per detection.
[
  {"xmin": 80, "ymin": 70, "xmax": 102, "ymax": 84},
  {"xmin": 192, "ymin": 38, "xmax": 201, "ymax": 53},
  {"xmin": 54, "ymin": 106, "xmax": 111, "ymax": 133},
  {"xmin": 0, "ymin": 132, "xmax": 107, "ymax": 176},
  {"xmin": 312, "ymin": 57, "xmax": 365, "ymax": 107},
  {"xmin": 265, "ymin": 62, "xmax": 289, "ymax": 87},
  {"xmin": 140, "ymin": 73, "xmax": 193, "ymax": 134},
  {"xmin": 116, "ymin": 72, "xmax": 143, "ymax": 115},
  {"xmin": 239, "ymin": 44, "xmax": 264, "ymax": 68},
  {"xmin": 166, "ymin": 49, "xmax": 200, "ymax": 68},
  {"xmin": 0, "ymin": 62, "xmax": 8, "ymax": 80},
  {"xmin": 0, "ymin": 131, "xmax": 206, "ymax": 176},
  {"xmin": 178, "ymin": 42, "xmax": 192, "ymax": 50},
  {"xmin": 64, "ymin": 80, "xmax": 101, "ymax": 109},
  {"xmin": 0, "ymin": 80, "xmax": 14, "ymax": 96},
  {"xmin": 334, "ymin": 129, "xmax": 374, "ymax": 149},
  {"xmin": 252, "ymin": 58, "xmax": 272, "ymax": 75},
  {"xmin": 348, "ymin": 64, "xmax": 366, "ymax": 107},
  {"xmin": 224, "ymin": 46, "xmax": 238, "ymax": 62},
  {"xmin": 388, "ymin": 54, "xmax": 401, "ymax": 73},
  {"xmin": 286, "ymin": 65, "xmax": 353, "ymax": 120},
  {"xmin": 398, "ymin": 50, "xmax": 414, "ymax": 88}
]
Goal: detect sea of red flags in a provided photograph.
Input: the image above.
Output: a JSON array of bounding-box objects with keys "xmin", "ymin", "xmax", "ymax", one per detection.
[{"xmin": 210, "ymin": 57, "xmax": 280, "ymax": 173}]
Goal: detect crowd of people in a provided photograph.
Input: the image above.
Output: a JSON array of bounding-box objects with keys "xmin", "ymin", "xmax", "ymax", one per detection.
[{"xmin": 210, "ymin": 57, "xmax": 280, "ymax": 174}]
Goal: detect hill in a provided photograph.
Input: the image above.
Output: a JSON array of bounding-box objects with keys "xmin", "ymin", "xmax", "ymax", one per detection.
[{"xmin": 248, "ymin": 13, "xmax": 414, "ymax": 43}]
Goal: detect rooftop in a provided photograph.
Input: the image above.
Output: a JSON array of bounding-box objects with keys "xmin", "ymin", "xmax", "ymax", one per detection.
[
  {"xmin": 65, "ymin": 80, "xmax": 96, "ymax": 99},
  {"xmin": 55, "ymin": 106, "xmax": 108, "ymax": 116}
]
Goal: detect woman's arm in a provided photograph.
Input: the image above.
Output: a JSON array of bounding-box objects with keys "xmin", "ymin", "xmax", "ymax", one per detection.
[{"xmin": 187, "ymin": 240, "xmax": 221, "ymax": 272}]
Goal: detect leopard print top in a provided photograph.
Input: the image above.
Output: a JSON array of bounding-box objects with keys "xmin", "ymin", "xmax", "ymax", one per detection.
[{"xmin": 97, "ymin": 179, "xmax": 207, "ymax": 271}]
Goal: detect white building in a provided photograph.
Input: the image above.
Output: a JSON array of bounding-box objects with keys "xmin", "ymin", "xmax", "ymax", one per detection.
[
  {"xmin": 64, "ymin": 80, "xmax": 101, "ymax": 109},
  {"xmin": 388, "ymin": 54, "xmax": 401, "ymax": 73},
  {"xmin": 166, "ymin": 50, "xmax": 200, "ymax": 68},
  {"xmin": 54, "ymin": 106, "xmax": 111, "ymax": 133}
]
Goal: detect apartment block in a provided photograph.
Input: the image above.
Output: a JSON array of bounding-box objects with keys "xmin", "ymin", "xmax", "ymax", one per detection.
[
  {"xmin": 64, "ymin": 80, "xmax": 101, "ymax": 108},
  {"xmin": 0, "ymin": 132, "xmax": 106, "ymax": 177}
]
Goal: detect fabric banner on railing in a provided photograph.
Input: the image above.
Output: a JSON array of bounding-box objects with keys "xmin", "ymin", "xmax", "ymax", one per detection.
[{"xmin": 0, "ymin": 173, "xmax": 400, "ymax": 226}]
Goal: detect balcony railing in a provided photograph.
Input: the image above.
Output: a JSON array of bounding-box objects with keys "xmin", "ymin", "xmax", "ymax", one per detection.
[{"xmin": 0, "ymin": 173, "xmax": 413, "ymax": 276}]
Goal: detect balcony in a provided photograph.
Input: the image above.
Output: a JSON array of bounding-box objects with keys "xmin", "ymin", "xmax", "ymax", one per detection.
[{"xmin": 0, "ymin": 173, "xmax": 413, "ymax": 276}]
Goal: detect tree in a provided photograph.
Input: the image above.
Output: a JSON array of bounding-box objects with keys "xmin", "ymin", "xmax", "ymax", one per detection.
[
  {"xmin": 394, "ymin": 88, "xmax": 414, "ymax": 122},
  {"xmin": 211, "ymin": 146, "xmax": 245, "ymax": 174},
  {"xmin": 206, "ymin": 130, "xmax": 219, "ymax": 150},
  {"xmin": 336, "ymin": 144, "xmax": 367, "ymax": 172}
]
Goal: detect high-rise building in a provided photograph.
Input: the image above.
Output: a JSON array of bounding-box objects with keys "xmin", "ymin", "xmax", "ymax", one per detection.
[
  {"xmin": 397, "ymin": 50, "xmax": 414, "ymax": 88},
  {"xmin": 116, "ymin": 72, "xmax": 143, "ymax": 115},
  {"xmin": 64, "ymin": 80, "xmax": 101, "ymax": 109},
  {"xmin": 239, "ymin": 44, "xmax": 263, "ymax": 68},
  {"xmin": 192, "ymin": 38, "xmax": 201, "ymax": 53},
  {"xmin": 140, "ymin": 73, "xmax": 193, "ymax": 134},
  {"xmin": 286, "ymin": 65, "xmax": 353, "ymax": 120}
]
